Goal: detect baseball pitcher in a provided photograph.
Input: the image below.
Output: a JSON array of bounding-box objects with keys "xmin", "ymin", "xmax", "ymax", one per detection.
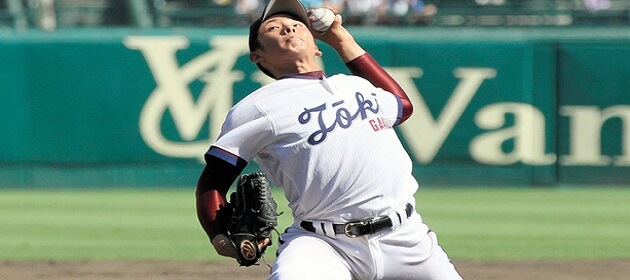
[{"xmin": 195, "ymin": 0, "xmax": 463, "ymax": 278}]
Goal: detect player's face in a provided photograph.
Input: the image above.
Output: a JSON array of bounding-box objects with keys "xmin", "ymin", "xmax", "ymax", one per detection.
[{"xmin": 255, "ymin": 14, "xmax": 320, "ymax": 62}]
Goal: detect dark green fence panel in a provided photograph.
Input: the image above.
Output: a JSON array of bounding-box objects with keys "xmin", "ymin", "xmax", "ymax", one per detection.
[
  {"xmin": 0, "ymin": 28, "xmax": 628, "ymax": 188},
  {"xmin": 557, "ymin": 43, "xmax": 630, "ymax": 184}
]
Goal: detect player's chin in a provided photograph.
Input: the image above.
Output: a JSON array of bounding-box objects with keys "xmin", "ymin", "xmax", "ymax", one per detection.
[
  {"xmin": 286, "ymin": 39, "xmax": 308, "ymax": 49},
  {"xmin": 283, "ymin": 45, "xmax": 309, "ymax": 57}
]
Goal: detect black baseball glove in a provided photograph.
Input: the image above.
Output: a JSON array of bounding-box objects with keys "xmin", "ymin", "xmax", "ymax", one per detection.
[{"xmin": 226, "ymin": 172, "xmax": 279, "ymax": 266}]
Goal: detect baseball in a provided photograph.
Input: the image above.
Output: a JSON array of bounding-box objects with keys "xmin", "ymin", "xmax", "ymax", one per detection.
[{"xmin": 309, "ymin": 8, "xmax": 335, "ymax": 32}]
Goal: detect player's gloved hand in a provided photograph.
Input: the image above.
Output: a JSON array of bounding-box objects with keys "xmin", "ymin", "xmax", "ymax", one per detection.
[{"xmin": 221, "ymin": 173, "xmax": 279, "ymax": 266}]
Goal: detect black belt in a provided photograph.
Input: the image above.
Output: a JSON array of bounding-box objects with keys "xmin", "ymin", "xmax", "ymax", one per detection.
[{"xmin": 300, "ymin": 203, "xmax": 413, "ymax": 238}]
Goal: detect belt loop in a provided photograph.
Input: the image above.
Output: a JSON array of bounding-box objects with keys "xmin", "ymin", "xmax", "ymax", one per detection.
[
  {"xmin": 403, "ymin": 202, "xmax": 413, "ymax": 224},
  {"xmin": 390, "ymin": 202, "xmax": 413, "ymax": 230},
  {"xmin": 309, "ymin": 221, "xmax": 337, "ymax": 239},
  {"xmin": 323, "ymin": 222, "xmax": 336, "ymax": 239},
  {"xmin": 312, "ymin": 221, "xmax": 325, "ymax": 235}
]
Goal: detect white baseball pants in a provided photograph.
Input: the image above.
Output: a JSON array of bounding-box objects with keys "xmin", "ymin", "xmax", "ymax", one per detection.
[{"xmin": 267, "ymin": 213, "xmax": 463, "ymax": 280}]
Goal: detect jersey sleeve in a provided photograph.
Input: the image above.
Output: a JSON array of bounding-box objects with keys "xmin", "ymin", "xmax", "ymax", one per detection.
[
  {"xmin": 372, "ymin": 86, "xmax": 404, "ymax": 127},
  {"xmin": 211, "ymin": 96, "xmax": 275, "ymax": 162}
]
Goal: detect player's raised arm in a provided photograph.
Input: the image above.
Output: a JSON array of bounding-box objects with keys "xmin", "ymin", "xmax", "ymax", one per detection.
[{"xmin": 311, "ymin": 10, "xmax": 413, "ymax": 124}]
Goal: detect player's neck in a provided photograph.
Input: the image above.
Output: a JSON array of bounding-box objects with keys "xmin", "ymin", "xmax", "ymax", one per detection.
[
  {"xmin": 271, "ymin": 58, "xmax": 322, "ymax": 80},
  {"xmin": 279, "ymin": 70, "xmax": 325, "ymax": 80}
]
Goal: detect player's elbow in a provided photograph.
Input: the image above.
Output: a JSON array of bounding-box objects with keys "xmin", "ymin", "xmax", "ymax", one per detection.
[{"xmin": 399, "ymin": 99, "xmax": 413, "ymax": 124}]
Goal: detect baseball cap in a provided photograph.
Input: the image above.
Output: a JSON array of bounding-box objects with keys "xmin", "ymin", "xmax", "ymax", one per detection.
[{"xmin": 248, "ymin": 0, "xmax": 310, "ymax": 53}]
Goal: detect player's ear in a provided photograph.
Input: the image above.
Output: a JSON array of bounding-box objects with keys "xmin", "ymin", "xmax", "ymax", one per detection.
[
  {"xmin": 250, "ymin": 52, "xmax": 263, "ymax": 63},
  {"xmin": 314, "ymin": 45, "xmax": 322, "ymax": 57}
]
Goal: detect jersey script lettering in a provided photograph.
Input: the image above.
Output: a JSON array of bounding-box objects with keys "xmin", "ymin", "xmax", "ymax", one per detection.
[{"xmin": 298, "ymin": 92, "xmax": 381, "ymax": 145}]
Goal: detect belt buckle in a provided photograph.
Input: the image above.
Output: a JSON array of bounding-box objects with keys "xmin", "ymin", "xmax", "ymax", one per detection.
[{"xmin": 344, "ymin": 221, "xmax": 366, "ymax": 238}]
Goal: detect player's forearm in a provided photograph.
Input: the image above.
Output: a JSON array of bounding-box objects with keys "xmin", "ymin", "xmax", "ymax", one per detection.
[
  {"xmin": 317, "ymin": 18, "xmax": 366, "ymax": 63},
  {"xmin": 195, "ymin": 154, "xmax": 244, "ymax": 240},
  {"xmin": 331, "ymin": 36, "xmax": 366, "ymax": 63},
  {"xmin": 196, "ymin": 188, "xmax": 226, "ymax": 240}
]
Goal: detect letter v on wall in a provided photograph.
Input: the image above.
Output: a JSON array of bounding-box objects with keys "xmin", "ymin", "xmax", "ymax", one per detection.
[{"xmin": 390, "ymin": 67, "xmax": 497, "ymax": 163}]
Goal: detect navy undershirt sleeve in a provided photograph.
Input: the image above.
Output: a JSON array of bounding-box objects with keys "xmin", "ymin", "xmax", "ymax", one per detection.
[{"xmin": 197, "ymin": 152, "xmax": 247, "ymax": 195}]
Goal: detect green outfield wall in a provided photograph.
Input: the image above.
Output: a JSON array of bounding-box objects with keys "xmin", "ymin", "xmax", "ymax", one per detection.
[{"xmin": 0, "ymin": 27, "xmax": 628, "ymax": 188}]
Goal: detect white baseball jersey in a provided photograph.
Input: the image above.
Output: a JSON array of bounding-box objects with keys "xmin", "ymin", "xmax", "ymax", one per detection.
[{"xmin": 212, "ymin": 74, "xmax": 418, "ymax": 223}]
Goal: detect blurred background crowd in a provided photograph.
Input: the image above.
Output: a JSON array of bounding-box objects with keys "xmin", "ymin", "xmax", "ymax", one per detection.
[{"xmin": 0, "ymin": 0, "xmax": 628, "ymax": 31}]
